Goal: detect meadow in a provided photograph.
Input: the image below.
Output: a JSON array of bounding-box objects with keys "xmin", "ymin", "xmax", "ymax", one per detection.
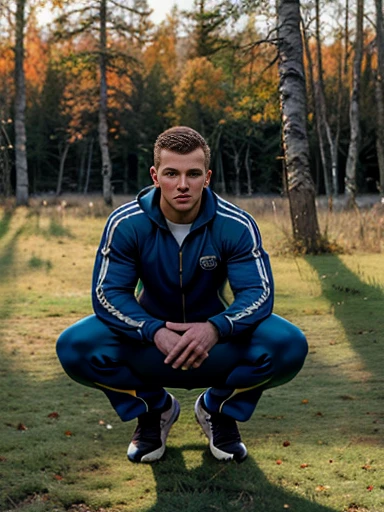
[{"xmin": 0, "ymin": 195, "xmax": 383, "ymax": 512}]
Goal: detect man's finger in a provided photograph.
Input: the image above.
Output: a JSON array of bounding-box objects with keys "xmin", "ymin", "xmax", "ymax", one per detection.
[
  {"xmin": 184, "ymin": 350, "xmax": 208, "ymax": 370},
  {"xmin": 164, "ymin": 337, "xmax": 191, "ymax": 364},
  {"xmin": 168, "ymin": 342, "xmax": 198, "ymax": 369},
  {"xmin": 166, "ymin": 321, "xmax": 192, "ymax": 332}
]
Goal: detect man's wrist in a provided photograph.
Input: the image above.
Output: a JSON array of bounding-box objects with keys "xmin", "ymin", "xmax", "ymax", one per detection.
[{"xmin": 207, "ymin": 320, "xmax": 220, "ymax": 340}]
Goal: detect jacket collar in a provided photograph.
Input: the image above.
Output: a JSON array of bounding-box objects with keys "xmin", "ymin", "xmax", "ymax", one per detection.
[{"xmin": 137, "ymin": 185, "xmax": 216, "ymax": 231}]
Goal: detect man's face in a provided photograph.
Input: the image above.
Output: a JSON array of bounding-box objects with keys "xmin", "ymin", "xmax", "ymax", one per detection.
[{"xmin": 150, "ymin": 148, "xmax": 212, "ymax": 224}]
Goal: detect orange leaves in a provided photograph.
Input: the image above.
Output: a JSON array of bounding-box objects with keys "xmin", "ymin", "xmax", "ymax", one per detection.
[
  {"xmin": 48, "ymin": 412, "xmax": 60, "ymax": 419},
  {"xmin": 315, "ymin": 485, "xmax": 330, "ymax": 492},
  {"xmin": 25, "ymin": 22, "xmax": 48, "ymax": 93},
  {"xmin": 174, "ymin": 57, "xmax": 225, "ymax": 116},
  {"xmin": 143, "ymin": 21, "xmax": 178, "ymax": 82}
]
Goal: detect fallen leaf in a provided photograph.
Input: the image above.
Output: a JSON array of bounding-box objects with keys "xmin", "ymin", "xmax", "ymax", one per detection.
[
  {"xmin": 300, "ymin": 463, "xmax": 309, "ymax": 468},
  {"xmin": 98, "ymin": 420, "xmax": 105, "ymax": 426},
  {"xmin": 0, "ymin": 456, "xmax": 6, "ymax": 462},
  {"xmin": 315, "ymin": 485, "xmax": 330, "ymax": 492},
  {"xmin": 17, "ymin": 423, "xmax": 28, "ymax": 431},
  {"xmin": 315, "ymin": 412, "xmax": 323, "ymax": 417},
  {"xmin": 283, "ymin": 441, "xmax": 291, "ymax": 447},
  {"xmin": 366, "ymin": 485, "xmax": 374, "ymax": 491},
  {"xmin": 329, "ymin": 340, "xmax": 336, "ymax": 345},
  {"xmin": 276, "ymin": 459, "xmax": 283, "ymax": 465},
  {"xmin": 48, "ymin": 412, "xmax": 59, "ymax": 419},
  {"xmin": 283, "ymin": 505, "xmax": 290, "ymax": 509},
  {"xmin": 301, "ymin": 399, "xmax": 309, "ymax": 404},
  {"xmin": 53, "ymin": 474, "xmax": 63, "ymax": 480},
  {"xmin": 361, "ymin": 464, "xmax": 371, "ymax": 470},
  {"xmin": 64, "ymin": 430, "xmax": 72, "ymax": 437}
]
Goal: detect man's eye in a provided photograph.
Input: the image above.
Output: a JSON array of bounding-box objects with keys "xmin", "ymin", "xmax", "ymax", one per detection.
[
  {"xmin": 189, "ymin": 172, "xmax": 201, "ymax": 177},
  {"xmin": 166, "ymin": 172, "xmax": 176, "ymax": 177}
]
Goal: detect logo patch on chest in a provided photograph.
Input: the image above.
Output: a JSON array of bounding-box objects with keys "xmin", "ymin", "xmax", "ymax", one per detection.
[{"xmin": 199, "ymin": 255, "xmax": 218, "ymax": 270}]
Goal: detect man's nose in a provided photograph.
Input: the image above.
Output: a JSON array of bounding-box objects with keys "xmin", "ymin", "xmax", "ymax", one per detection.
[{"xmin": 177, "ymin": 175, "xmax": 189, "ymax": 190}]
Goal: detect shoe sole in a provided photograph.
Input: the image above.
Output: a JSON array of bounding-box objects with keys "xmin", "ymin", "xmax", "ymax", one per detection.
[
  {"xmin": 194, "ymin": 392, "xmax": 247, "ymax": 463},
  {"xmin": 128, "ymin": 395, "xmax": 180, "ymax": 463}
]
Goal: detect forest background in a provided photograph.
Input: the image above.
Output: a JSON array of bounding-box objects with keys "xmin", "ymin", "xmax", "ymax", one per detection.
[{"xmin": 1, "ymin": 0, "xmax": 384, "ymax": 206}]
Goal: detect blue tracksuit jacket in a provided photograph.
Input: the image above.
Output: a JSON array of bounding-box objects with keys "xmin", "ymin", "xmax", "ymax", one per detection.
[{"xmin": 92, "ymin": 186, "xmax": 274, "ymax": 343}]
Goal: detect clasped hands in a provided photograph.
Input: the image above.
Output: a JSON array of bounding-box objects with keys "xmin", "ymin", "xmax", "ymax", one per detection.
[{"xmin": 154, "ymin": 321, "xmax": 219, "ymax": 370}]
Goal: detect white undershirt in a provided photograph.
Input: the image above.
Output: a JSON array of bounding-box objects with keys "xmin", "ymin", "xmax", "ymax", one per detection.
[{"xmin": 166, "ymin": 219, "xmax": 192, "ymax": 247}]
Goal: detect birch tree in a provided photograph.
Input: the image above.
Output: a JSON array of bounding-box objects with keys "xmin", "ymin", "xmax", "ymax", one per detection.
[
  {"xmin": 345, "ymin": 0, "xmax": 364, "ymax": 205},
  {"xmin": 55, "ymin": 0, "xmax": 152, "ymax": 204},
  {"xmin": 14, "ymin": 0, "xmax": 29, "ymax": 205},
  {"xmin": 278, "ymin": 0, "xmax": 321, "ymax": 252},
  {"xmin": 375, "ymin": 0, "xmax": 384, "ymax": 198},
  {"xmin": 99, "ymin": 0, "xmax": 112, "ymax": 205}
]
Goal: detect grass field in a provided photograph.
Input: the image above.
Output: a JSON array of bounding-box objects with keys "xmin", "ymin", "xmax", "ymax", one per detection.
[{"xmin": 0, "ymin": 196, "xmax": 383, "ymax": 512}]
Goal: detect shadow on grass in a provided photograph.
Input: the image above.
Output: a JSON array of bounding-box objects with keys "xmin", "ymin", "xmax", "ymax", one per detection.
[
  {"xmin": 306, "ymin": 254, "xmax": 383, "ymax": 386},
  {"xmin": 147, "ymin": 446, "xmax": 336, "ymax": 512},
  {"xmin": 0, "ymin": 209, "xmax": 14, "ymax": 241},
  {"xmin": 0, "ymin": 223, "xmax": 339, "ymax": 512},
  {"xmin": 0, "ymin": 224, "xmax": 375, "ymax": 512}
]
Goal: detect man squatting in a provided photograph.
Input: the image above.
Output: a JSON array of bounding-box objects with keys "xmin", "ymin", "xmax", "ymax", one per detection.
[{"xmin": 56, "ymin": 126, "xmax": 308, "ymax": 463}]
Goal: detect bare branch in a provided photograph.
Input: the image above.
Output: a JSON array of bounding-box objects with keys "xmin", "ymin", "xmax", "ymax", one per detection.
[{"xmin": 108, "ymin": 0, "xmax": 152, "ymax": 16}]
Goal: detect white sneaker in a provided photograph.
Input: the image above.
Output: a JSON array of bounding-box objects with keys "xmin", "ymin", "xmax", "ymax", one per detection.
[
  {"xmin": 127, "ymin": 394, "xmax": 180, "ymax": 463},
  {"xmin": 195, "ymin": 392, "xmax": 247, "ymax": 463}
]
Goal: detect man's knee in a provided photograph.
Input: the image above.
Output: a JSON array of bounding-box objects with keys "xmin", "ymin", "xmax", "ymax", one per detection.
[
  {"xmin": 250, "ymin": 315, "xmax": 308, "ymax": 372},
  {"xmin": 56, "ymin": 324, "xmax": 85, "ymax": 376}
]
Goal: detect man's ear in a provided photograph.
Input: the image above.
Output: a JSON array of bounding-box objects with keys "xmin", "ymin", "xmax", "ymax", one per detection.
[
  {"xmin": 150, "ymin": 166, "xmax": 160, "ymax": 188},
  {"xmin": 204, "ymin": 169, "xmax": 212, "ymax": 188}
]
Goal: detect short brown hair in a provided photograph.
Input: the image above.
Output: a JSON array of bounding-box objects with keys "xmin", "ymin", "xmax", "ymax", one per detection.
[{"xmin": 154, "ymin": 126, "xmax": 211, "ymax": 171}]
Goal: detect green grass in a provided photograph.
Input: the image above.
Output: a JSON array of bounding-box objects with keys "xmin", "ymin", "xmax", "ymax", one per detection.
[{"xmin": 0, "ymin": 201, "xmax": 383, "ymax": 512}]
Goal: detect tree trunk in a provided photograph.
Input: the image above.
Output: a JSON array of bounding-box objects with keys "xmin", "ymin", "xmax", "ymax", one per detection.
[
  {"xmin": 84, "ymin": 138, "xmax": 94, "ymax": 194},
  {"xmin": 345, "ymin": 0, "xmax": 364, "ymax": 206},
  {"xmin": 14, "ymin": 0, "xmax": 29, "ymax": 206},
  {"xmin": 56, "ymin": 142, "xmax": 70, "ymax": 196},
  {"xmin": 314, "ymin": 0, "xmax": 332, "ymax": 197},
  {"xmin": 233, "ymin": 147, "xmax": 241, "ymax": 196},
  {"xmin": 375, "ymin": 0, "xmax": 384, "ymax": 198},
  {"xmin": 277, "ymin": 0, "xmax": 321, "ymax": 253},
  {"xmin": 99, "ymin": 0, "xmax": 113, "ymax": 206},
  {"xmin": 244, "ymin": 142, "xmax": 252, "ymax": 196},
  {"xmin": 78, "ymin": 141, "xmax": 87, "ymax": 193},
  {"xmin": 215, "ymin": 149, "xmax": 226, "ymax": 194},
  {"xmin": 302, "ymin": 20, "xmax": 331, "ymax": 197},
  {"xmin": 0, "ymin": 125, "xmax": 12, "ymax": 196}
]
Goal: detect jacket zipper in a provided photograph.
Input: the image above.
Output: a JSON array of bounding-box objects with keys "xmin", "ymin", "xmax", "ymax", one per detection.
[{"xmin": 179, "ymin": 250, "xmax": 186, "ymax": 322}]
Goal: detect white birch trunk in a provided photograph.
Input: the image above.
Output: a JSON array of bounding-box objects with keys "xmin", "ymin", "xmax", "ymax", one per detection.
[
  {"xmin": 345, "ymin": 0, "xmax": 364, "ymax": 205},
  {"xmin": 375, "ymin": 0, "xmax": 384, "ymax": 198},
  {"xmin": 14, "ymin": 0, "xmax": 29, "ymax": 206},
  {"xmin": 99, "ymin": 0, "xmax": 113, "ymax": 206},
  {"xmin": 278, "ymin": 0, "xmax": 321, "ymax": 252}
]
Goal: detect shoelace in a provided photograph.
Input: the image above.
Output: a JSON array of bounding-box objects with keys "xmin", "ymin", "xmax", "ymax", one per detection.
[
  {"xmin": 133, "ymin": 412, "xmax": 161, "ymax": 442},
  {"xmin": 209, "ymin": 413, "xmax": 241, "ymax": 445}
]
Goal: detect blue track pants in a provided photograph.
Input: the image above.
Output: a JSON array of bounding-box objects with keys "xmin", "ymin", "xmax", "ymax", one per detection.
[{"xmin": 56, "ymin": 314, "xmax": 308, "ymax": 422}]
